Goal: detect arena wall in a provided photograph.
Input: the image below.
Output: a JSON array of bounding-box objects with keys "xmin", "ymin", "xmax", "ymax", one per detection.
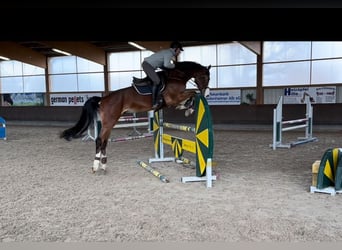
[{"xmin": 1, "ymin": 103, "xmax": 342, "ymax": 125}]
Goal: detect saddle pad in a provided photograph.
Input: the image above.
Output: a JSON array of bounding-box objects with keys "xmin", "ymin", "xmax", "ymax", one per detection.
[{"xmin": 132, "ymin": 84, "xmax": 152, "ymax": 95}]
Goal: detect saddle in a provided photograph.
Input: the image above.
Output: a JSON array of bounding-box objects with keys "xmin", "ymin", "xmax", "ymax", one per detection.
[{"xmin": 132, "ymin": 71, "xmax": 166, "ymax": 95}]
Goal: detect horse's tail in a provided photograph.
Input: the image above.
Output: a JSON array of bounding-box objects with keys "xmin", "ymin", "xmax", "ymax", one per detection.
[{"xmin": 60, "ymin": 96, "xmax": 102, "ymax": 141}]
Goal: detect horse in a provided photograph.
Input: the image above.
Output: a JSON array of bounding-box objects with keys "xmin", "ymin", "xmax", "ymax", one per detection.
[{"xmin": 60, "ymin": 61, "xmax": 211, "ymax": 173}]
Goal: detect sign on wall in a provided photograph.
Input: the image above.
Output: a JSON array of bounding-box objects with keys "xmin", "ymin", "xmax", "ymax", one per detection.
[
  {"xmin": 50, "ymin": 93, "xmax": 102, "ymax": 106},
  {"xmin": 283, "ymin": 86, "xmax": 336, "ymax": 104},
  {"xmin": 206, "ymin": 89, "xmax": 241, "ymax": 105},
  {"xmin": 5, "ymin": 93, "xmax": 44, "ymax": 106}
]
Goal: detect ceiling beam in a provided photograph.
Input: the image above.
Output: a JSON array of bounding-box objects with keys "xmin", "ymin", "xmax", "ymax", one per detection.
[
  {"xmin": 131, "ymin": 41, "xmax": 172, "ymax": 52},
  {"xmin": 238, "ymin": 41, "xmax": 261, "ymax": 55},
  {"xmin": 42, "ymin": 41, "xmax": 106, "ymax": 65},
  {"xmin": 0, "ymin": 42, "xmax": 47, "ymax": 68}
]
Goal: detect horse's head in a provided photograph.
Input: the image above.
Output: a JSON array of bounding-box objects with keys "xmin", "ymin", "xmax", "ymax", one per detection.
[
  {"xmin": 193, "ymin": 64, "xmax": 211, "ymax": 98},
  {"xmin": 173, "ymin": 61, "xmax": 211, "ymax": 98}
]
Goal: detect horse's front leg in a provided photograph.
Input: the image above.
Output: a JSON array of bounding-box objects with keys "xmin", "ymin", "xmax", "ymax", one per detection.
[
  {"xmin": 175, "ymin": 90, "xmax": 196, "ymax": 109},
  {"xmin": 175, "ymin": 91, "xmax": 197, "ymax": 116},
  {"xmin": 92, "ymin": 137, "xmax": 102, "ymax": 173}
]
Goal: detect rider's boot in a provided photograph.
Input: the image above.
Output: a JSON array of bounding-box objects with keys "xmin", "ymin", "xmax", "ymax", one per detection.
[{"xmin": 151, "ymin": 84, "xmax": 159, "ymax": 109}]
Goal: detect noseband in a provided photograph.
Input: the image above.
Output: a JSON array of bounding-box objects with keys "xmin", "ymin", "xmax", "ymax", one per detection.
[{"xmin": 194, "ymin": 72, "xmax": 209, "ymax": 89}]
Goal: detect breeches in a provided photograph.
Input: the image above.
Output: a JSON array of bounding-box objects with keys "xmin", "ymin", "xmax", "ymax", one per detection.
[{"xmin": 142, "ymin": 61, "xmax": 160, "ymax": 85}]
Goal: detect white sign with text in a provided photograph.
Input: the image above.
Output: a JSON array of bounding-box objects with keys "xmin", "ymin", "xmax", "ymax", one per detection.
[
  {"xmin": 50, "ymin": 93, "xmax": 102, "ymax": 106},
  {"xmin": 206, "ymin": 89, "xmax": 241, "ymax": 105}
]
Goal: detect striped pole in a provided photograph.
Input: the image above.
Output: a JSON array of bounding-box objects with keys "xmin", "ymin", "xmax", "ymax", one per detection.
[
  {"xmin": 176, "ymin": 156, "xmax": 196, "ymax": 169},
  {"xmin": 163, "ymin": 122, "xmax": 195, "ymax": 133},
  {"xmin": 111, "ymin": 133, "xmax": 153, "ymax": 142},
  {"xmin": 117, "ymin": 116, "xmax": 148, "ymax": 122},
  {"xmin": 83, "ymin": 112, "xmax": 152, "ymax": 141},
  {"xmin": 137, "ymin": 160, "xmax": 169, "ymax": 183}
]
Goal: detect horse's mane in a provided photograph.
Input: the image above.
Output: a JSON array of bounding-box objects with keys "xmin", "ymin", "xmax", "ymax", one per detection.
[{"xmin": 174, "ymin": 61, "xmax": 204, "ymax": 71}]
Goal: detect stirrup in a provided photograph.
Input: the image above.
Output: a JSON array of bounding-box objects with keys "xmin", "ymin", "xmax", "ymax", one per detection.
[
  {"xmin": 152, "ymin": 98, "xmax": 163, "ymax": 109},
  {"xmin": 151, "ymin": 99, "xmax": 158, "ymax": 109}
]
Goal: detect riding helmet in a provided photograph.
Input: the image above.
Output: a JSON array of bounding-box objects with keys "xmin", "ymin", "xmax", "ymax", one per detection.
[{"xmin": 170, "ymin": 41, "xmax": 184, "ymax": 51}]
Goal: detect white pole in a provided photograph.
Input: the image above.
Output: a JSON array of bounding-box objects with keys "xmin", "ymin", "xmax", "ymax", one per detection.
[{"xmin": 206, "ymin": 158, "xmax": 213, "ymax": 188}]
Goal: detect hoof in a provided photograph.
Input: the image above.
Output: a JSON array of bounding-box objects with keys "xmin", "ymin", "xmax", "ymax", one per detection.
[
  {"xmin": 92, "ymin": 160, "xmax": 100, "ymax": 173},
  {"xmin": 185, "ymin": 108, "xmax": 194, "ymax": 117}
]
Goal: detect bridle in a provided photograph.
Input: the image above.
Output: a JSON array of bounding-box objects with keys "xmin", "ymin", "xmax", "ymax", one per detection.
[{"xmin": 193, "ymin": 70, "xmax": 210, "ymax": 97}]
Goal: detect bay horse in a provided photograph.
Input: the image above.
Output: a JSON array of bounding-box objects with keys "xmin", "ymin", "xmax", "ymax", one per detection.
[{"xmin": 60, "ymin": 61, "xmax": 211, "ymax": 173}]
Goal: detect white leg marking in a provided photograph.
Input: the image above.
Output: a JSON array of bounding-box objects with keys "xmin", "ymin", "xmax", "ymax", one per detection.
[
  {"xmin": 185, "ymin": 108, "xmax": 194, "ymax": 117},
  {"xmin": 100, "ymin": 154, "xmax": 107, "ymax": 171},
  {"xmin": 92, "ymin": 152, "xmax": 101, "ymax": 173}
]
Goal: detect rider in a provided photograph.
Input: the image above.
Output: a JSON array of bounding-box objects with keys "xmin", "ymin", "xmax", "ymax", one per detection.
[{"xmin": 142, "ymin": 41, "xmax": 184, "ymax": 109}]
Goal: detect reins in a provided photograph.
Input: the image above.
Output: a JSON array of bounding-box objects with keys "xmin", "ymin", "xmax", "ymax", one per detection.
[{"xmin": 165, "ymin": 62, "xmax": 209, "ymax": 91}]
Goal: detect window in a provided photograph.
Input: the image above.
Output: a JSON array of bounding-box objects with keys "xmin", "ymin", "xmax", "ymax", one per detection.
[
  {"xmin": 263, "ymin": 41, "xmax": 342, "ymax": 87},
  {"xmin": 48, "ymin": 56, "xmax": 105, "ymax": 92},
  {"xmin": 108, "ymin": 51, "xmax": 145, "ymax": 91},
  {"xmin": 216, "ymin": 43, "xmax": 257, "ymax": 88},
  {"xmin": 263, "ymin": 41, "xmax": 311, "ymax": 62},
  {"xmin": 0, "ymin": 60, "xmax": 45, "ymax": 93},
  {"xmin": 263, "ymin": 61, "xmax": 311, "ymax": 86}
]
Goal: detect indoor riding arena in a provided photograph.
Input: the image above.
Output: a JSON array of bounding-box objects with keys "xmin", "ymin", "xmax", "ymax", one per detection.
[
  {"xmin": 1, "ymin": 41, "xmax": 342, "ymax": 243},
  {"xmin": 1, "ymin": 121, "xmax": 342, "ymax": 242}
]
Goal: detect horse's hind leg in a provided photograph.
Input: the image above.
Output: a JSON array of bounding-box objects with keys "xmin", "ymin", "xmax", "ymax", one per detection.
[
  {"xmin": 92, "ymin": 136, "xmax": 109, "ymax": 173},
  {"xmin": 92, "ymin": 137, "xmax": 102, "ymax": 173},
  {"xmin": 99, "ymin": 138, "xmax": 108, "ymax": 172},
  {"xmin": 94, "ymin": 122, "xmax": 113, "ymax": 173}
]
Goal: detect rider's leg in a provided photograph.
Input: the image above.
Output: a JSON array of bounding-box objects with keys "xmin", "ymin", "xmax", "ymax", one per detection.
[
  {"xmin": 151, "ymin": 83, "xmax": 159, "ymax": 108},
  {"xmin": 142, "ymin": 61, "xmax": 161, "ymax": 108}
]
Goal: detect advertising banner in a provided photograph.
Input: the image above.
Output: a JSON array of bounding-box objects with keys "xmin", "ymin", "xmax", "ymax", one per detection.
[
  {"xmin": 283, "ymin": 86, "xmax": 336, "ymax": 104},
  {"xmin": 5, "ymin": 93, "xmax": 44, "ymax": 106},
  {"xmin": 50, "ymin": 93, "xmax": 102, "ymax": 106},
  {"xmin": 206, "ymin": 89, "xmax": 241, "ymax": 105}
]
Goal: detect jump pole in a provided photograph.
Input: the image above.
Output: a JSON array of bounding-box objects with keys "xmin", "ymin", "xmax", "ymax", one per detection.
[
  {"xmin": 137, "ymin": 160, "xmax": 169, "ymax": 183},
  {"xmin": 82, "ymin": 111, "xmax": 153, "ymax": 142},
  {"xmin": 270, "ymin": 95, "xmax": 317, "ymax": 150},
  {"xmin": 149, "ymin": 94, "xmax": 216, "ymax": 188}
]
